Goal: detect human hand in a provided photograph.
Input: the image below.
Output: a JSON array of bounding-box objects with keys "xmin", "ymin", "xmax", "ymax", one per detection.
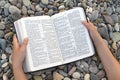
[{"xmin": 12, "ymin": 35, "xmax": 28, "ymax": 68}]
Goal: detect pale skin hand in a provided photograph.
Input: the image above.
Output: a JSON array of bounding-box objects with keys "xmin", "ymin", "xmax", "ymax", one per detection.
[
  {"xmin": 12, "ymin": 35, "xmax": 28, "ymax": 80},
  {"xmin": 82, "ymin": 21, "xmax": 120, "ymax": 80}
]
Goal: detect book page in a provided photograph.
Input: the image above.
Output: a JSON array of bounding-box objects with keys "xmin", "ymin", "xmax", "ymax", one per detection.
[
  {"xmin": 51, "ymin": 7, "xmax": 94, "ymax": 63},
  {"xmin": 21, "ymin": 16, "xmax": 62, "ymax": 72}
]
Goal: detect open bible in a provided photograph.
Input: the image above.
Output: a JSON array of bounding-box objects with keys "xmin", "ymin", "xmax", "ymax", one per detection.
[{"xmin": 14, "ymin": 7, "xmax": 95, "ymax": 72}]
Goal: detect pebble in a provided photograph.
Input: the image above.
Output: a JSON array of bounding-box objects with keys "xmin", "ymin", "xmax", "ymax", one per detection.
[
  {"xmin": 103, "ymin": 15, "xmax": 114, "ymax": 26},
  {"xmin": 64, "ymin": 77, "xmax": 71, "ymax": 80},
  {"xmin": 89, "ymin": 64, "xmax": 98, "ymax": 74},
  {"xmin": 84, "ymin": 74, "xmax": 90, "ymax": 80},
  {"xmin": 0, "ymin": 39, "xmax": 6, "ymax": 50},
  {"xmin": 9, "ymin": 5, "xmax": 21, "ymax": 14},
  {"xmin": 26, "ymin": 74, "xmax": 32, "ymax": 80},
  {"xmin": 9, "ymin": 55, "xmax": 12, "ymax": 64},
  {"xmin": 5, "ymin": 46, "xmax": 12, "ymax": 54},
  {"xmin": 114, "ymin": 23, "xmax": 120, "ymax": 32},
  {"xmin": 2, "ymin": 62, "xmax": 9, "ymax": 68},
  {"xmin": 1, "ymin": 54, "xmax": 7, "ymax": 59},
  {"xmin": 35, "ymin": 5, "xmax": 42, "ymax": 12},
  {"xmin": 23, "ymin": 0, "xmax": 31, "ymax": 7},
  {"xmin": 58, "ymin": 5, "xmax": 65, "ymax": 10},
  {"xmin": 33, "ymin": 75, "xmax": 42, "ymax": 80},
  {"xmin": 86, "ymin": 7, "xmax": 93, "ymax": 13},
  {"xmin": 116, "ymin": 48, "xmax": 120, "ymax": 59},
  {"xmin": 53, "ymin": 72, "xmax": 64, "ymax": 80},
  {"xmin": 112, "ymin": 14, "xmax": 119, "ymax": 23},
  {"xmin": 116, "ymin": 7, "xmax": 120, "ymax": 13},
  {"xmin": 106, "ymin": 7, "xmax": 113, "ymax": 15},
  {"xmin": 9, "ymin": 0, "xmax": 18, "ymax": 5},
  {"xmin": 3, "ymin": 73, "xmax": 8, "ymax": 80},
  {"xmin": 91, "ymin": 10, "xmax": 99, "ymax": 21},
  {"xmin": 59, "ymin": 70, "xmax": 68, "ymax": 77},
  {"xmin": 98, "ymin": 26, "xmax": 109, "ymax": 40},
  {"xmin": 4, "ymin": 32, "xmax": 14, "ymax": 40},
  {"xmin": 0, "ymin": 23, "xmax": 5, "ymax": 30},
  {"xmin": 41, "ymin": 0, "xmax": 49, "ymax": 5},
  {"xmin": 96, "ymin": 70, "xmax": 105, "ymax": 79},
  {"xmin": 90, "ymin": 73, "xmax": 99, "ymax": 80},
  {"xmin": 72, "ymin": 72, "xmax": 80, "ymax": 79},
  {"xmin": 22, "ymin": 6, "xmax": 27, "ymax": 15},
  {"xmin": 0, "ymin": 30, "xmax": 5, "ymax": 38},
  {"xmin": 68, "ymin": 66, "xmax": 76, "ymax": 75},
  {"xmin": 0, "ymin": 1, "xmax": 6, "ymax": 7},
  {"xmin": 112, "ymin": 32, "xmax": 120, "ymax": 42},
  {"xmin": 48, "ymin": 9, "xmax": 54, "ymax": 16}
]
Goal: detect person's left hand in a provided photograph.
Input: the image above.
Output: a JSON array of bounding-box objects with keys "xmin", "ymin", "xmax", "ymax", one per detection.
[{"xmin": 12, "ymin": 35, "xmax": 28, "ymax": 68}]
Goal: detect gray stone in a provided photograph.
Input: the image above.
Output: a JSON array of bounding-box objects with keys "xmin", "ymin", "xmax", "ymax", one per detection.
[
  {"xmin": 114, "ymin": 23, "xmax": 120, "ymax": 32},
  {"xmin": 116, "ymin": 7, "xmax": 120, "ymax": 13},
  {"xmin": 91, "ymin": 10, "xmax": 99, "ymax": 21},
  {"xmin": 1, "ymin": 59, "xmax": 7, "ymax": 65},
  {"xmin": 23, "ymin": 0, "xmax": 31, "ymax": 7},
  {"xmin": 59, "ymin": 70, "xmax": 68, "ymax": 77},
  {"xmin": 103, "ymin": 15, "xmax": 114, "ymax": 26},
  {"xmin": 33, "ymin": 75, "xmax": 42, "ymax": 80},
  {"xmin": 111, "ymin": 14, "xmax": 118, "ymax": 23},
  {"xmin": 0, "ymin": 23, "xmax": 5, "ymax": 30},
  {"xmin": 9, "ymin": 5, "xmax": 21, "ymax": 14},
  {"xmin": 22, "ymin": 6, "xmax": 27, "ymax": 15},
  {"xmin": 9, "ymin": 0, "xmax": 18, "ymax": 5},
  {"xmin": 89, "ymin": 64, "xmax": 98, "ymax": 74},
  {"xmin": 116, "ymin": 48, "xmax": 120, "ymax": 59},
  {"xmin": 64, "ymin": 77, "xmax": 71, "ymax": 80},
  {"xmin": 0, "ymin": 30, "xmax": 4, "ymax": 38},
  {"xmin": 68, "ymin": 66, "xmax": 76, "ymax": 75},
  {"xmin": 112, "ymin": 32, "xmax": 120, "ymax": 42},
  {"xmin": 5, "ymin": 46, "xmax": 12, "ymax": 54},
  {"xmin": 98, "ymin": 26, "xmax": 109, "ymax": 40},
  {"xmin": 48, "ymin": 9, "xmax": 54, "ymax": 16},
  {"xmin": 0, "ymin": 1, "xmax": 6, "ymax": 7},
  {"xmin": 41, "ymin": 0, "xmax": 49, "ymax": 5},
  {"xmin": 90, "ymin": 73, "xmax": 99, "ymax": 80},
  {"xmin": 106, "ymin": 7, "xmax": 113, "ymax": 15},
  {"xmin": 96, "ymin": 70, "xmax": 105, "ymax": 79}
]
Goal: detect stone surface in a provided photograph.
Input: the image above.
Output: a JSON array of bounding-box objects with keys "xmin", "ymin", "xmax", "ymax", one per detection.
[
  {"xmin": 72, "ymin": 72, "xmax": 80, "ymax": 79},
  {"xmin": 112, "ymin": 32, "xmax": 120, "ymax": 42},
  {"xmin": 106, "ymin": 7, "xmax": 113, "ymax": 15},
  {"xmin": 103, "ymin": 15, "xmax": 115, "ymax": 26},
  {"xmin": 91, "ymin": 10, "xmax": 99, "ymax": 21},
  {"xmin": 53, "ymin": 72, "xmax": 64, "ymax": 80},
  {"xmin": 0, "ymin": 39, "xmax": 6, "ymax": 50},
  {"xmin": 23, "ymin": 0, "xmax": 31, "ymax": 7},
  {"xmin": 84, "ymin": 74, "xmax": 90, "ymax": 80},
  {"xmin": 33, "ymin": 75, "xmax": 42, "ymax": 80}
]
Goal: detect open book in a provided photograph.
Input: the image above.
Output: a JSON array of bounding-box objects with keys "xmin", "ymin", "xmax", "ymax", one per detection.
[{"xmin": 14, "ymin": 7, "xmax": 95, "ymax": 72}]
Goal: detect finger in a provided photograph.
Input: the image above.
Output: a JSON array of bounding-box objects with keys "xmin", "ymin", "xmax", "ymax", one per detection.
[
  {"xmin": 13, "ymin": 35, "xmax": 19, "ymax": 49},
  {"xmin": 82, "ymin": 21, "xmax": 91, "ymax": 30},
  {"xmin": 20, "ymin": 38, "xmax": 28, "ymax": 52}
]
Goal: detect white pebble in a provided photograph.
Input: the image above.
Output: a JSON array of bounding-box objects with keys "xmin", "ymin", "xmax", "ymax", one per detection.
[
  {"xmin": 3, "ymin": 73, "xmax": 8, "ymax": 80},
  {"xmin": 84, "ymin": 74, "xmax": 90, "ymax": 80},
  {"xmin": 2, "ymin": 62, "xmax": 9, "ymax": 68},
  {"xmin": 72, "ymin": 72, "xmax": 80, "ymax": 79},
  {"xmin": 1, "ymin": 54, "xmax": 7, "ymax": 59},
  {"xmin": 64, "ymin": 77, "xmax": 71, "ymax": 80}
]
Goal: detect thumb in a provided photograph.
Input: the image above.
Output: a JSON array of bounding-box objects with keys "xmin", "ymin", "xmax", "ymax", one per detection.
[
  {"xmin": 82, "ymin": 21, "xmax": 91, "ymax": 30},
  {"xmin": 20, "ymin": 38, "xmax": 28, "ymax": 52}
]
